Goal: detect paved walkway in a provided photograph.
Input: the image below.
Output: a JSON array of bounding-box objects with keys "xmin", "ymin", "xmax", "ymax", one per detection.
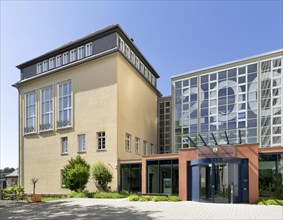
[{"xmin": 0, "ymin": 198, "xmax": 282, "ymax": 220}]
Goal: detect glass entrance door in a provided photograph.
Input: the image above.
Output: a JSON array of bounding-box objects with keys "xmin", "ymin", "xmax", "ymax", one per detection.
[
  {"xmin": 214, "ymin": 163, "xmax": 229, "ymax": 203},
  {"xmin": 200, "ymin": 164, "xmax": 212, "ymax": 202}
]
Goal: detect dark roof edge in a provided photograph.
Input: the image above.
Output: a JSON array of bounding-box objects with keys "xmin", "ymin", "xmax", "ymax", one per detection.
[
  {"xmin": 16, "ymin": 24, "xmax": 160, "ymax": 78},
  {"xmin": 16, "ymin": 24, "xmax": 119, "ymax": 69}
]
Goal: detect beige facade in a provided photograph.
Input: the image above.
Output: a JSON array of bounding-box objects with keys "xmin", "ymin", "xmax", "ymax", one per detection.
[{"xmin": 17, "ymin": 51, "xmax": 158, "ymax": 194}]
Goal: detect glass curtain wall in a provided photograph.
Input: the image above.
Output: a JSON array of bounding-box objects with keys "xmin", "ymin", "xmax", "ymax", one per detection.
[
  {"xmin": 259, "ymin": 153, "xmax": 283, "ymax": 199},
  {"xmin": 120, "ymin": 163, "xmax": 141, "ymax": 193},
  {"xmin": 147, "ymin": 159, "xmax": 179, "ymax": 195}
]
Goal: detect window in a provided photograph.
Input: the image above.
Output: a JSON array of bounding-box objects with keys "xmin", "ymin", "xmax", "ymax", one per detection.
[
  {"xmin": 78, "ymin": 46, "xmax": 84, "ymax": 59},
  {"xmin": 97, "ymin": 132, "xmax": 106, "ymax": 150},
  {"xmin": 61, "ymin": 137, "xmax": 68, "ymax": 154},
  {"xmin": 78, "ymin": 134, "xmax": 86, "ymax": 152},
  {"xmin": 60, "ymin": 169, "xmax": 66, "ymax": 188},
  {"xmin": 85, "ymin": 43, "xmax": 92, "ymax": 57},
  {"xmin": 43, "ymin": 60, "xmax": 48, "ymax": 72},
  {"xmin": 125, "ymin": 133, "xmax": 131, "ymax": 151},
  {"xmin": 25, "ymin": 91, "xmax": 36, "ymax": 133},
  {"xmin": 49, "ymin": 57, "xmax": 55, "ymax": 69},
  {"xmin": 70, "ymin": 49, "xmax": 76, "ymax": 62},
  {"xmin": 40, "ymin": 86, "xmax": 53, "ymax": 131},
  {"xmin": 63, "ymin": 52, "xmax": 69, "ymax": 65},
  {"xmin": 143, "ymin": 141, "xmax": 148, "ymax": 155},
  {"xmin": 151, "ymin": 143, "xmax": 154, "ymax": 154},
  {"xmin": 57, "ymin": 81, "xmax": 72, "ymax": 128},
  {"xmin": 56, "ymin": 55, "xmax": 62, "ymax": 67},
  {"xmin": 37, "ymin": 63, "xmax": 42, "ymax": 74},
  {"xmin": 135, "ymin": 137, "xmax": 140, "ymax": 154}
]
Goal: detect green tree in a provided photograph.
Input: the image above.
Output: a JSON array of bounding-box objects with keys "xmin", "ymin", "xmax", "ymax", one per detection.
[
  {"xmin": 63, "ymin": 155, "xmax": 90, "ymax": 191},
  {"xmin": 91, "ymin": 162, "xmax": 113, "ymax": 191}
]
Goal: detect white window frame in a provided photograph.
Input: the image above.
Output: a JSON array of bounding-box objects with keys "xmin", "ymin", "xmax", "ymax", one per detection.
[
  {"xmin": 70, "ymin": 49, "xmax": 77, "ymax": 62},
  {"xmin": 61, "ymin": 137, "xmax": 68, "ymax": 154},
  {"xmin": 78, "ymin": 134, "xmax": 86, "ymax": 152},
  {"xmin": 78, "ymin": 46, "xmax": 84, "ymax": 60},
  {"xmin": 125, "ymin": 133, "xmax": 131, "ymax": 152},
  {"xmin": 24, "ymin": 90, "xmax": 37, "ymax": 134},
  {"xmin": 56, "ymin": 55, "xmax": 62, "ymax": 67},
  {"xmin": 135, "ymin": 137, "xmax": 140, "ymax": 155},
  {"xmin": 37, "ymin": 62, "xmax": 42, "ymax": 74},
  {"xmin": 85, "ymin": 43, "xmax": 92, "ymax": 57},
  {"xmin": 150, "ymin": 143, "xmax": 154, "ymax": 155},
  {"xmin": 57, "ymin": 80, "xmax": 72, "ymax": 128},
  {"xmin": 63, "ymin": 52, "xmax": 69, "ymax": 65},
  {"xmin": 43, "ymin": 60, "xmax": 48, "ymax": 72},
  {"xmin": 97, "ymin": 132, "xmax": 106, "ymax": 150},
  {"xmin": 143, "ymin": 141, "xmax": 148, "ymax": 155},
  {"xmin": 49, "ymin": 57, "xmax": 55, "ymax": 70},
  {"xmin": 40, "ymin": 86, "xmax": 53, "ymax": 131}
]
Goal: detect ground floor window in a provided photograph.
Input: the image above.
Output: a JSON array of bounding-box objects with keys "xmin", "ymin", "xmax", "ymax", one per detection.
[
  {"xmin": 120, "ymin": 163, "xmax": 141, "ymax": 192},
  {"xmin": 147, "ymin": 159, "xmax": 178, "ymax": 195},
  {"xmin": 259, "ymin": 153, "xmax": 283, "ymax": 199}
]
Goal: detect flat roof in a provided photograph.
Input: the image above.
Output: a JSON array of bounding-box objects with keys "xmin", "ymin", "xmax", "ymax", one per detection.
[{"xmin": 171, "ymin": 48, "xmax": 283, "ymax": 80}]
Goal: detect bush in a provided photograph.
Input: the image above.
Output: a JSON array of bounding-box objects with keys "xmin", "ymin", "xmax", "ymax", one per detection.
[
  {"xmin": 3, "ymin": 185, "xmax": 24, "ymax": 195},
  {"xmin": 257, "ymin": 197, "xmax": 283, "ymax": 206},
  {"xmin": 152, "ymin": 196, "xmax": 168, "ymax": 202},
  {"xmin": 63, "ymin": 155, "xmax": 90, "ymax": 192},
  {"xmin": 168, "ymin": 196, "xmax": 181, "ymax": 202},
  {"xmin": 128, "ymin": 195, "xmax": 140, "ymax": 201},
  {"xmin": 67, "ymin": 190, "xmax": 87, "ymax": 198},
  {"xmin": 139, "ymin": 196, "xmax": 152, "ymax": 202},
  {"xmin": 93, "ymin": 192, "xmax": 126, "ymax": 199},
  {"xmin": 91, "ymin": 162, "xmax": 113, "ymax": 191}
]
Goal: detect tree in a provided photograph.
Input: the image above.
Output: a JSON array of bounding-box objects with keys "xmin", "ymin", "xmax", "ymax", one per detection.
[
  {"xmin": 63, "ymin": 155, "xmax": 90, "ymax": 191},
  {"xmin": 31, "ymin": 178, "xmax": 38, "ymax": 194},
  {"xmin": 91, "ymin": 162, "xmax": 113, "ymax": 191}
]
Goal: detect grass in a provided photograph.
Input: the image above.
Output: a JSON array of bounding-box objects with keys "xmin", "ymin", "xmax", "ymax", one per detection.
[
  {"xmin": 93, "ymin": 192, "xmax": 126, "ymax": 199},
  {"xmin": 257, "ymin": 197, "xmax": 283, "ymax": 206}
]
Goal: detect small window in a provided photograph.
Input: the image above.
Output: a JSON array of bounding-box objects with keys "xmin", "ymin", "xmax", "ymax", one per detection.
[
  {"xmin": 135, "ymin": 137, "xmax": 140, "ymax": 155},
  {"xmin": 78, "ymin": 134, "xmax": 86, "ymax": 152},
  {"xmin": 125, "ymin": 133, "xmax": 131, "ymax": 152},
  {"xmin": 49, "ymin": 57, "xmax": 55, "ymax": 69},
  {"xmin": 78, "ymin": 46, "xmax": 84, "ymax": 59},
  {"xmin": 61, "ymin": 137, "xmax": 68, "ymax": 154},
  {"xmin": 70, "ymin": 49, "xmax": 77, "ymax": 62},
  {"xmin": 37, "ymin": 63, "xmax": 42, "ymax": 74},
  {"xmin": 56, "ymin": 55, "xmax": 62, "ymax": 67},
  {"xmin": 143, "ymin": 141, "xmax": 148, "ymax": 155},
  {"xmin": 60, "ymin": 169, "xmax": 66, "ymax": 188},
  {"xmin": 63, "ymin": 52, "xmax": 69, "ymax": 65},
  {"xmin": 85, "ymin": 43, "xmax": 92, "ymax": 57},
  {"xmin": 43, "ymin": 60, "xmax": 48, "ymax": 72},
  {"xmin": 97, "ymin": 132, "xmax": 106, "ymax": 150},
  {"xmin": 150, "ymin": 143, "xmax": 154, "ymax": 155}
]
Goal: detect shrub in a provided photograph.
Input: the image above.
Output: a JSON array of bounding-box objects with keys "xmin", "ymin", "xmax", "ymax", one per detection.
[
  {"xmin": 67, "ymin": 190, "xmax": 87, "ymax": 198},
  {"xmin": 91, "ymin": 162, "xmax": 113, "ymax": 191},
  {"xmin": 63, "ymin": 155, "xmax": 90, "ymax": 192},
  {"xmin": 93, "ymin": 192, "xmax": 125, "ymax": 199},
  {"xmin": 257, "ymin": 197, "xmax": 283, "ymax": 206},
  {"xmin": 152, "ymin": 196, "xmax": 168, "ymax": 202},
  {"xmin": 128, "ymin": 195, "xmax": 140, "ymax": 201},
  {"xmin": 139, "ymin": 196, "xmax": 152, "ymax": 202},
  {"xmin": 168, "ymin": 196, "xmax": 181, "ymax": 202},
  {"xmin": 3, "ymin": 185, "xmax": 24, "ymax": 195}
]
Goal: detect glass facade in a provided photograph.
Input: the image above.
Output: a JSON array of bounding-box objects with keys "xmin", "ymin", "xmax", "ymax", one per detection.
[
  {"xmin": 120, "ymin": 163, "xmax": 141, "ymax": 192},
  {"xmin": 147, "ymin": 159, "xmax": 178, "ymax": 195},
  {"xmin": 158, "ymin": 98, "xmax": 172, "ymax": 154},
  {"xmin": 259, "ymin": 153, "xmax": 283, "ymax": 199},
  {"xmin": 174, "ymin": 56, "xmax": 283, "ymax": 151}
]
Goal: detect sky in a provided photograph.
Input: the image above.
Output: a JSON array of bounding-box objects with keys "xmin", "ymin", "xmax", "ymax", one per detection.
[{"xmin": 1, "ymin": 1, "xmax": 282, "ymax": 169}]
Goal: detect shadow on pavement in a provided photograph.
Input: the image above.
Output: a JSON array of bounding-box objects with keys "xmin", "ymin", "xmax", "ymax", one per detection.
[{"xmin": 0, "ymin": 200, "xmax": 157, "ymax": 220}]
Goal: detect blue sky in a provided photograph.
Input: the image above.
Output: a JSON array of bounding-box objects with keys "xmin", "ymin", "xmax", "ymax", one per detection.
[{"xmin": 1, "ymin": 1, "xmax": 282, "ymax": 168}]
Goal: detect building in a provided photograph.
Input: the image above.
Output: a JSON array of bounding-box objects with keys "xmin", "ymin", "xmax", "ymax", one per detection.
[
  {"xmin": 5, "ymin": 169, "xmax": 19, "ymax": 187},
  {"xmin": 14, "ymin": 24, "xmax": 283, "ymax": 203},
  {"xmin": 14, "ymin": 24, "xmax": 159, "ymax": 194}
]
